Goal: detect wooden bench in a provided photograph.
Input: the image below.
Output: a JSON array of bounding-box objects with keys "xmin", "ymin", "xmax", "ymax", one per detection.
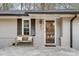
[{"xmin": 15, "ymin": 35, "xmax": 33, "ymax": 46}]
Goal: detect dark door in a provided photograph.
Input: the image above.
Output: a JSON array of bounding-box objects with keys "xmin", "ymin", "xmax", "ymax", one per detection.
[{"xmin": 46, "ymin": 21, "xmax": 55, "ymax": 43}]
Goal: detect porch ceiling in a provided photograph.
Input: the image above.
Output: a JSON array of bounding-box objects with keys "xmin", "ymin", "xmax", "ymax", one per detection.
[
  {"xmin": 29, "ymin": 14, "xmax": 75, "ymax": 18},
  {"xmin": 0, "ymin": 14, "xmax": 76, "ymax": 20}
]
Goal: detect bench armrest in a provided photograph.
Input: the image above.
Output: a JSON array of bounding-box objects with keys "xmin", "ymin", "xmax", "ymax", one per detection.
[{"xmin": 16, "ymin": 36, "xmax": 22, "ymax": 41}]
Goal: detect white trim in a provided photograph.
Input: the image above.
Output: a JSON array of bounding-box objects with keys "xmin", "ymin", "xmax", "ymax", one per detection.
[
  {"xmin": 55, "ymin": 19, "xmax": 56, "ymax": 45},
  {"xmin": 29, "ymin": 18, "xmax": 31, "ymax": 35},
  {"xmin": 44, "ymin": 19, "xmax": 46, "ymax": 45},
  {"xmin": 22, "ymin": 19, "xmax": 23, "ymax": 35}
]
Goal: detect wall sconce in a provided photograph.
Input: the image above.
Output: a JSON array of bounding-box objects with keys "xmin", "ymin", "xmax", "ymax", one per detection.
[
  {"xmin": 39, "ymin": 19, "xmax": 42, "ymax": 24},
  {"xmin": 39, "ymin": 19, "xmax": 43, "ymax": 28}
]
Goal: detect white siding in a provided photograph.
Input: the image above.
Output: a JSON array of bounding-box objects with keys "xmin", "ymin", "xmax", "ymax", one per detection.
[
  {"xmin": 56, "ymin": 19, "xmax": 62, "ymax": 46},
  {"xmin": 61, "ymin": 18, "xmax": 71, "ymax": 48},
  {"xmin": 34, "ymin": 19, "xmax": 44, "ymax": 47},
  {"xmin": 73, "ymin": 18, "xmax": 79, "ymax": 50},
  {"xmin": 0, "ymin": 19, "xmax": 17, "ymax": 38},
  {"xmin": 0, "ymin": 19, "xmax": 17, "ymax": 48}
]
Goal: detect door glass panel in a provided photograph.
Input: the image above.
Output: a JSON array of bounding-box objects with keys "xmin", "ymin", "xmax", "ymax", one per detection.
[{"xmin": 46, "ymin": 21, "xmax": 55, "ymax": 43}]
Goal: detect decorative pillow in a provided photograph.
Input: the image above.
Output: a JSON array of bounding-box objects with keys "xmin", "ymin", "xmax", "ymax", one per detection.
[{"xmin": 22, "ymin": 35, "xmax": 28, "ymax": 41}]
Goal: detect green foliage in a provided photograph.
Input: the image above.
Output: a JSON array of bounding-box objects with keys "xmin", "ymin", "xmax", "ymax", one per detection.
[{"xmin": 2, "ymin": 3, "xmax": 13, "ymax": 10}]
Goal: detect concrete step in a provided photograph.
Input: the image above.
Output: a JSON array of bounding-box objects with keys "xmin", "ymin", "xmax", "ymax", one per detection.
[{"xmin": 45, "ymin": 43, "xmax": 56, "ymax": 47}]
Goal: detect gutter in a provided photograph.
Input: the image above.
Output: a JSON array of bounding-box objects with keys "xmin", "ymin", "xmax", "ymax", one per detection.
[{"xmin": 70, "ymin": 14, "xmax": 77, "ymax": 48}]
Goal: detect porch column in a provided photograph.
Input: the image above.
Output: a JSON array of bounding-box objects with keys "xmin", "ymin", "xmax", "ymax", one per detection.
[
  {"xmin": 61, "ymin": 17, "xmax": 71, "ymax": 48},
  {"xmin": 55, "ymin": 18, "xmax": 62, "ymax": 46}
]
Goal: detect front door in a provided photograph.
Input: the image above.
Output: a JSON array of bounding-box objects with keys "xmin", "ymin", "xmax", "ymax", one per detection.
[{"xmin": 46, "ymin": 21, "xmax": 55, "ymax": 44}]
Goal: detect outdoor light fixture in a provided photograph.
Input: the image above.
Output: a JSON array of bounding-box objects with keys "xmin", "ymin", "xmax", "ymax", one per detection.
[
  {"xmin": 39, "ymin": 19, "xmax": 43, "ymax": 28},
  {"xmin": 39, "ymin": 19, "xmax": 43, "ymax": 24}
]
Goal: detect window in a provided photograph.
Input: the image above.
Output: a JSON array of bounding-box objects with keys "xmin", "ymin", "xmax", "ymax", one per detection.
[{"xmin": 23, "ymin": 20, "xmax": 29, "ymax": 35}]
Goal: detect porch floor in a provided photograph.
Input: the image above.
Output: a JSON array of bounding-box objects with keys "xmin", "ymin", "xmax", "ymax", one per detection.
[{"xmin": 0, "ymin": 46, "xmax": 79, "ymax": 56}]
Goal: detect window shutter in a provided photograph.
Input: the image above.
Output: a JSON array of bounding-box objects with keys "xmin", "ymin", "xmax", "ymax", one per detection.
[
  {"xmin": 31, "ymin": 19, "xmax": 36, "ymax": 36},
  {"xmin": 17, "ymin": 18, "xmax": 22, "ymax": 35}
]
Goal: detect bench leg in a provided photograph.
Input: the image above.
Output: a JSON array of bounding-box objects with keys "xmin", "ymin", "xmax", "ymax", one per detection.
[
  {"xmin": 15, "ymin": 38, "xmax": 17, "ymax": 47},
  {"xmin": 32, "ymin": 39, "xmax": 33, "ymax": 46}
]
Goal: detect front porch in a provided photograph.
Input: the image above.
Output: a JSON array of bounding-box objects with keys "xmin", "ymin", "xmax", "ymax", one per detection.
[
  {"xmin": 16, "ymin": 14, "xmax": 75, "ymax": 47},
  {"xmin": 0, "ymin": 14, "xmax": 78, "ymax": 49}
]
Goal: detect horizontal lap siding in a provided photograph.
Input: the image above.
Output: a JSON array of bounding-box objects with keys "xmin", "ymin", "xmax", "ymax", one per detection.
[
  {"xmin": 73, "ymin": 18, "xmax": 79, "ymax": 50},
  {"xmin": 0, "ymin": 19, "xmax": 17, "ymax": 39},
  {"xmin": 61, "ymin": 19, "xmax": 70, "ymax": 48}
]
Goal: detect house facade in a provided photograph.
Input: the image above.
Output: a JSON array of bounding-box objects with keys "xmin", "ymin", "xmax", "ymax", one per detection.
[{"xmin": 0, "ymin": 10, "xmax": 79, "ymax": 50}]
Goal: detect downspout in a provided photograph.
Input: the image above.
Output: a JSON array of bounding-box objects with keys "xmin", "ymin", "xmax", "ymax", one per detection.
[{"xmin": 70, "ymin": 14, "xmax": 77, "ymax": 48}]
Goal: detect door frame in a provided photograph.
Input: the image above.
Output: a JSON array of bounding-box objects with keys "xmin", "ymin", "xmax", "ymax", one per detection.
[{"xmin": 44, "ymin": 19, "xmax": 56, "ymax": 45}]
